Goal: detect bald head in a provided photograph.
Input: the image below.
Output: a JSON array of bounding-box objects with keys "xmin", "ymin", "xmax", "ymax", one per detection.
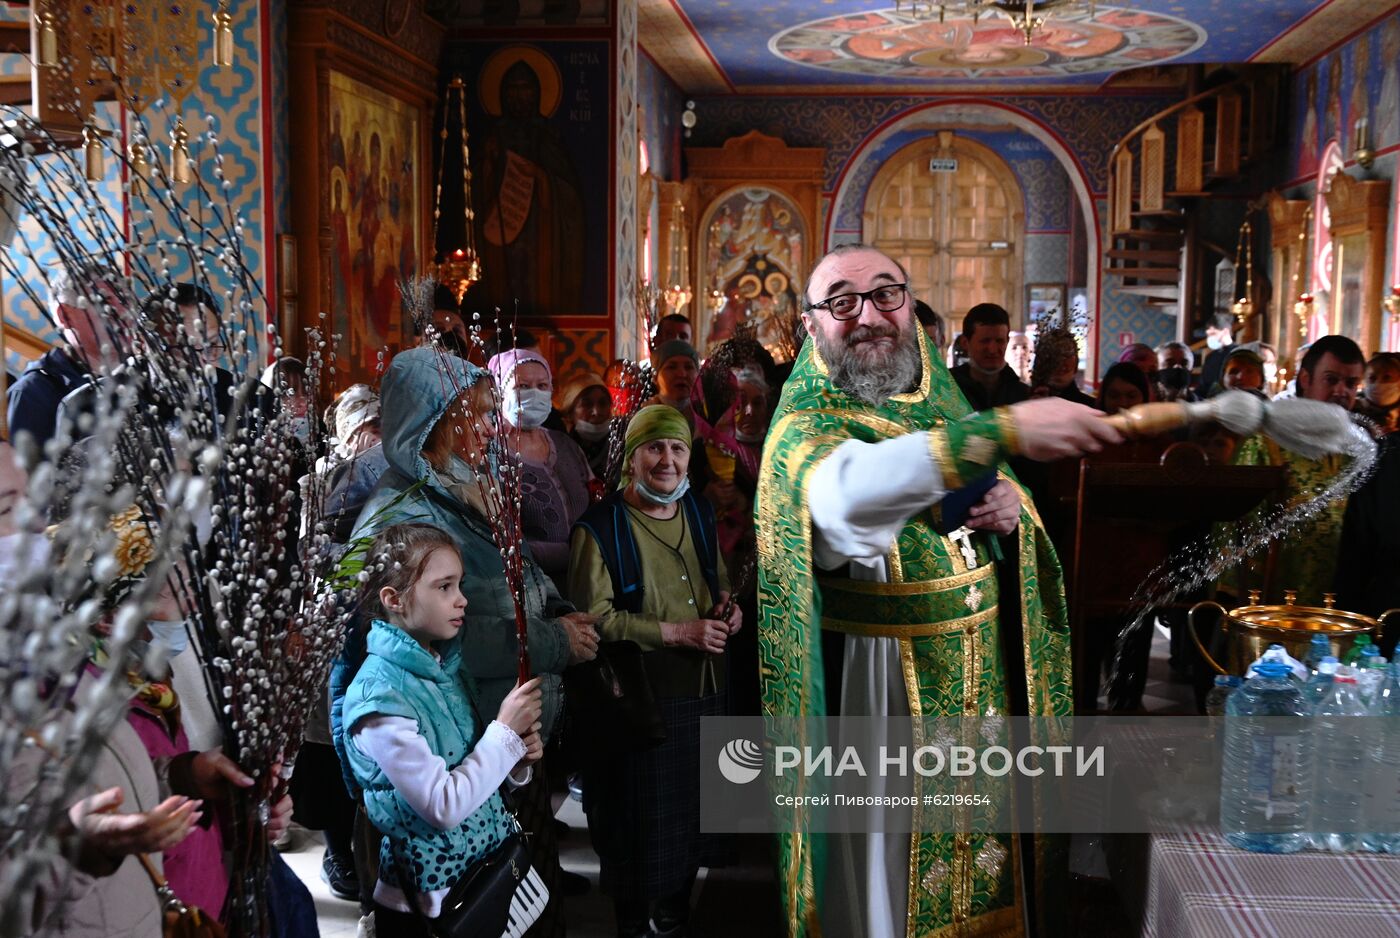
[{"xmin": 804, "ymin": 244, "xmax": 908, "ymax": 310}]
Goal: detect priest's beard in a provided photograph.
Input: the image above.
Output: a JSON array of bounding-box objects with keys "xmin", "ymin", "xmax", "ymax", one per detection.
[{"xmin": 815, "ymin": 320, "xmax": 922, "ymax": 406}]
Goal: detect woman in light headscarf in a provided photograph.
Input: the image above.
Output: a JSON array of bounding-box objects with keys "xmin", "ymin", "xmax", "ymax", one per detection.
[
  {"xmin": 568, "ymin": 405, "xmax": 741, "ymax": 938},
  {"xmin": 556, "ymin": 371, "xmax": 613, "ymax": 477},
  {"xmin": 488, "ymin": 349, "xmax": 595, "ymax": 585}
]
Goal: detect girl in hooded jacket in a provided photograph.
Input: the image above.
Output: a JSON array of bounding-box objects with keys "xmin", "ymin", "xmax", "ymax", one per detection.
[{"xmin": 339, "ymin": 523, "xmax": 544, "ymax": 936}]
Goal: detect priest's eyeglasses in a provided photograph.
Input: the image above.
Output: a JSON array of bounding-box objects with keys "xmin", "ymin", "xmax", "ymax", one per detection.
[{"xmin": 807, "ymin": 283, "xmax": 907, "ymax": 320}]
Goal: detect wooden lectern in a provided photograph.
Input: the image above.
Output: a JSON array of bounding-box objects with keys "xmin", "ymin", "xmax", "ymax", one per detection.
[{"xmin": 1067, "ymin": 441, "xmax": 1284, "ymax": 712}]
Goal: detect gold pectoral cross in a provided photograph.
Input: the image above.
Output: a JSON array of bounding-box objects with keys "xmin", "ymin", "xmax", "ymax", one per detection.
[{"xmin": 948, "ymin": 526, "xmax": 978, "ymax": 571}]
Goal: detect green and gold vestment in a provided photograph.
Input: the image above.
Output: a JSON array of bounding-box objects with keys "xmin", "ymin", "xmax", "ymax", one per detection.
[
  {"xmin": 756, "ymin": 333, "xmax": 1073, "ymax": 938},
  {"xmin": 1229, "ymin": 434, "xmax": 1347, "ymax": 606}
]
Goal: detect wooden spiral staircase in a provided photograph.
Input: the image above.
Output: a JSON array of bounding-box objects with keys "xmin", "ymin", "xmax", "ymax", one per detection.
[{"xmin": 1105, "ymin": 67, "xmax": 1289, "ymax": 326}]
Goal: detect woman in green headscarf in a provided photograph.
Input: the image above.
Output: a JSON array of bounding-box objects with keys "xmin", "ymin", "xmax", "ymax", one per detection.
[{"xmin": 567, "ymin": 404, "xmax": 742, "ymax": 938}]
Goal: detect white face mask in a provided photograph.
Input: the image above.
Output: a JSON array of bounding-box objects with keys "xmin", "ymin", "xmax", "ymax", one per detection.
[
  {"xmin": 288, "ymin": 416, "xmax": 311, "ymax": 443},
  {"xmin": 1264, "ymin": 363, "xmax": 1278, "ymax": 386},
  {"xmin": 504, "ymin": 387, "xmax": 552, "ymax": 429},
  {"xmin": 1206, "ymin": 334, "xmax": 1224, "ymax": 351},
  {"xmin": 0, "ymin": 532, "xmax": 50, "ymax": 589},
  {"xmin": 147, "ymin": 619, "xmax": 190, "ymax": 659},
  {"xmin": 1368, "ymin": 381, "xmax": 1400, "ymax": 407},
  {"xmin": 573, "ymin": 419, "xmax": 609, "ymax": 442}
]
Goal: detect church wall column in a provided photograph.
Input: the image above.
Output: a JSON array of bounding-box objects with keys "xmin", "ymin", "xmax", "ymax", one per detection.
[{"xmin": 614, "ymin": 0, "xmax": 640, "ymax": 360}]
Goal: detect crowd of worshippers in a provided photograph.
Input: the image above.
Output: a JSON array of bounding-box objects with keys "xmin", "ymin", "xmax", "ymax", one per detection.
[
  {"xmin": 5, "ymin": 268, "xmax": 1397, "ymax": 937},
  {"xmin": 2, "ymin": 277, "xmax": 773, "ymax": 938}
]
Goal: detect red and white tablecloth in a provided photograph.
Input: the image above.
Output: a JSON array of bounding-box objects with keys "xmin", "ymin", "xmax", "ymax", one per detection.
[{"xmin": 1138, "ymin": 829, "xmax": 1400, "ymax": 938}]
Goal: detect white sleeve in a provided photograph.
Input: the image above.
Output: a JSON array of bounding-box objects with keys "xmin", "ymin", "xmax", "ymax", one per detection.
[
  {"xmin": 350, "ymin": 716, "xmax": 527, "ymax": 831},
  {"xmin": 809, "ymin": 431, "xmax": 947, "ymax": 567}
]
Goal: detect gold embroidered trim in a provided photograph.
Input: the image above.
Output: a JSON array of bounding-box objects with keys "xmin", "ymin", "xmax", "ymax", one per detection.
[
  {"xmin": 900, "ymin": 636, "xmax": 925, "ymax": 936},
  {"xmin": 975, "ymin": 837, "xmax": 1009, "ymax": 881},
  {"xmin": 961, "ymin": 434, "xmax": 998, "ymax": 467},
  {"xmin": 995, "ymin": 408, "xmax": 1021, "ymax": 457},
  {"xmin": 820, "ymin": 562, "xmax": 994, "ymax": 596},
  {"xmin": 823, "ymin": 604, "xmax": 999, "ymax": 638},
  {"xmin": 925, "ymin": 905, "xmax": 1024, "ymax": 938},
  {"xmin": 891, "ymin": 328, "xmax": 933, "ymax": 402},
  {"xmin": 928, "ymin": 430, "xmax": 964, "ymax": 490}
]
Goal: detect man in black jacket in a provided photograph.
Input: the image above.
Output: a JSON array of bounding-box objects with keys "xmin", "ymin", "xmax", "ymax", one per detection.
[
  {"xmin": 949, "ymin": 302, "xmax": 1031, "ymax": 411},
  {"xmin": 5, "ymin": 268, "xmax": 114, "ymax": 454}
]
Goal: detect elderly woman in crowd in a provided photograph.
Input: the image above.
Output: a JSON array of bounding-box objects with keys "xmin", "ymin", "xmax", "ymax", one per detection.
[
  {"xmin": 568, "ymin": 405, "xmax": 742, "ymax": 938},
  {"xmin": 556, "ymin": 371, "xmax": 614, "ymax": 477},
  {"xmin": 488, "ymin": 349, "xmax": 596, "ymax": 585},
  {"xmin": 338, "ymin": 346, "xmax": 600, "ymax": 935}
]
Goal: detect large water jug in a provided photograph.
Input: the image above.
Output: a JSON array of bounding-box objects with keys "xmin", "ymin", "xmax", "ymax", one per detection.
[
  {"xmin": 1220, "ymin": 661, "xmax": 1311, "ymax": 853},
  {"xmin": 1311, "ymin": 665, "xmax": 1368, "ymax": 851},
  {"xmin": 1364, "ymin": 661, "xmax": 1400, "ymax": 853}
]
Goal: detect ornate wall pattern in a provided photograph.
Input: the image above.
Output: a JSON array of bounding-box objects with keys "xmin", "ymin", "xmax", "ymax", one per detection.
[
  {"xmin": 831, "ymin": 126, "xmax": 1073, "ymax": 233},
  {"xmin": 2, "ymin": 1, "xmax": 271, "ymax": 360},
  {"xmin": 614, "ymin": 0, "xmax": 640, "ymax": 360},
  {"xmin": 690, "ymin": 93, "xmax": 1174, "ymax": 197},
  {"xmin": 1024, "ymin": 233, "xmax": 1071, "ymax": 289},
  {"xmin": 550, "ymin": 327, "xmax": 611, "ymax": 379},
  {"xmin": 1093, "ymin": 199, "xmax": 1175, "ymax": 368}
]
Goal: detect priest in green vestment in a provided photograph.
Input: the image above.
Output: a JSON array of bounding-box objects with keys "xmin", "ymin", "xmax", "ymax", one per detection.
[{"xmin": 756, "ymin": 244, "xmax": 1122, "ymax": 938}]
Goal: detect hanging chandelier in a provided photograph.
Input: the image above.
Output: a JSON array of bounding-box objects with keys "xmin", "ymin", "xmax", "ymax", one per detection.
[
  {"xmin": 430, "ymin": 76, "xmax": 482, "ymax": 303},
  {"xmin": 893, "ymin": 0, "xmax": 1100, "ymax": 44},
  {"xmin": 28, "ymin": 0, "xmax": 233, "ymax": 182}
]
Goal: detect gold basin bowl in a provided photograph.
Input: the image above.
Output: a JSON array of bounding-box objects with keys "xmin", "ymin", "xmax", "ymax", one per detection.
[{"xmin": 1189, "ymin": 592, "xmax": 1397, "ymax": 676}]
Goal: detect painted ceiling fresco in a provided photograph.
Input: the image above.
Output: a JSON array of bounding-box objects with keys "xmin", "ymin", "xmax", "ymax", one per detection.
[{"xmin": 652, "ymin": 0, "xmax": 1331, "ymax": 89}]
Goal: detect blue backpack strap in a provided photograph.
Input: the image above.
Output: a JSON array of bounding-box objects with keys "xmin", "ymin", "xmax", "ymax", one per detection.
[
  {"xmin": 574, "ymin": 492, "xmax": 645, "ymax": 614},
  {"xmin": 681, "ymin": 490, "xmax": 721, "ymax": 604}
]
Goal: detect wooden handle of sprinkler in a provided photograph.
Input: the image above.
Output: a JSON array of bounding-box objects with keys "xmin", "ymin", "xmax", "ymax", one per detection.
[{"xmin": 1101, "ymin": 401, "xmax": 1191, "ymax": 439}]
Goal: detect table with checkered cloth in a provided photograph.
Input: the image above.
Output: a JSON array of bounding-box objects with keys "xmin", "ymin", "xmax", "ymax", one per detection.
[{"xmin": 1136, "ymin": 829, "xmax": 1400, "ymax": 938}]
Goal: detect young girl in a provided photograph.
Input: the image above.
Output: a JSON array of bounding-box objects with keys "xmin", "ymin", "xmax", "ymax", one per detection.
[{"xmin": 340, "ymin": 523, "xmax": 544, "ymax": 935}]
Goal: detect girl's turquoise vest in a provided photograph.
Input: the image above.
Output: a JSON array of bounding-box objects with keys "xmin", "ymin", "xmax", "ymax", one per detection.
[{"xmin": 340, "ymin": 619, "xmax": 513, "ymax": 895}]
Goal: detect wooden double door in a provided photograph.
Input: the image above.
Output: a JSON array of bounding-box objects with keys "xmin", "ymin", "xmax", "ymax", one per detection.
[{"xmin": 864, "ymin": 131, "xmax": 1025, "ymax": 327}]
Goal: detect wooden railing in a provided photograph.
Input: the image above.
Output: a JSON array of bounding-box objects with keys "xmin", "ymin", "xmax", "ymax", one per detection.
[{"xmin": 1107, "ymin": 69, "xmax": 1284, "ymax": 234}]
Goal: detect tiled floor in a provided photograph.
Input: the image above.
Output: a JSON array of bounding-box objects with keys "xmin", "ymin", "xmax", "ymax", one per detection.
[
  {"xmin": 1097, "ymin": 617, "xmax": 1199, "ymax": 714},
  {"xmin": 283, "ymin": 795, "xmax": 784, "ymax": 938}
]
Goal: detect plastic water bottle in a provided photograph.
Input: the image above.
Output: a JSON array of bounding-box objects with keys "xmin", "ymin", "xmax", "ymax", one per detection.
[
  {"xmin": 1305, "ymin": 634, "xmax": 1333, "ymax": 673},
  {"xmin": 1364, "ymin": 661, "xmax": 1400, "ymax": 853},
  {"xmin": 1205, "ymin": 675, "xmax": 1242, "ymax": 716},
  {"xmin": 1360, "ymin": 656, "xmax": 1389, "ymax": 709},
  {"xmin": 1247, "ymin": 643, "xmax": 1308, "ymax": 682},
  {"xmin": 1311, "ymin": 665, "xmax": 1369, "ymax": 851},
  {"xmin": 1343, "ymin": 634, "xmax": 1375, "ymax": 665},
  {"xmin": 1220, "ymin": 661, "xmax": 1311, "ymax": 853},
  {"xmin": 1304, "ymin": 656, "xmax": 1339, "ymax": 710}
]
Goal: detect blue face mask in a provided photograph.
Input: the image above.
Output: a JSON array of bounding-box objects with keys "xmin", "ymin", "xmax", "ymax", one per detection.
[
  {"xmin": 147, "ymin": 619, "xmax": 190, "ymax": 658},
  {"xmin": 634, "ymin": 474, "xmax": 691, "ymax": 506}
]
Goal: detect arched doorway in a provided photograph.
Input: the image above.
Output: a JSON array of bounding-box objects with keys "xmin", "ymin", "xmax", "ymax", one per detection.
[{"xmin": 863, "ymin": 131, "xmax": 1025, "ymax": 327}]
